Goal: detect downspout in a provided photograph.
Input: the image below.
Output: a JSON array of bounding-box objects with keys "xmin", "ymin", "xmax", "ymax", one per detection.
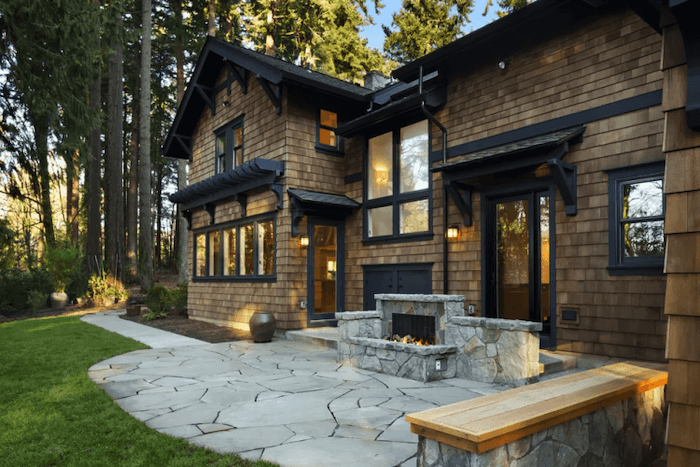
[{"xmin": 417, "ymin": 66, "xmax": 449, "ymax": 294}]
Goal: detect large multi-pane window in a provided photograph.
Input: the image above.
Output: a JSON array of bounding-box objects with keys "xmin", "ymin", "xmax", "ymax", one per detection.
[
  {"xmin": 215, "ymin": 117, "xmax": 244, "ymax": 174},
  {"xmin": 607, "ymin": 161, "xmax": 665, "ymax": 275},
  {"xmin": 194, "ymin": 215, "xmax": 275, "ymax": 280},
  {"xmin": 365, "ymin": 120, "xmax": 431, "ymax": 241}
]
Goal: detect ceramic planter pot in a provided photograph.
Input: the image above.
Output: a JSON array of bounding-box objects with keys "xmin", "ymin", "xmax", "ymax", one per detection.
[
  {"xmin": 249, "ymin": 311, "xmax": 276, "ymax": 343},
  {"xmin": 50, "ymin": 292, "xmax": 69, "ymax": 309}
]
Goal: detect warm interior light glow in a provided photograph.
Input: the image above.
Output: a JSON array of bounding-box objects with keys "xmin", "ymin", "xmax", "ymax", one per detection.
[
  {"xmin": 327, "ymin": 260, "xmax": 336, "ymax": 273},
  {"xmin": 375, "ymin": 166, "xmax": 389, "ymax": 185},
  {"xmin": 447, "ymin": 225, "xmax": 460, "ymax": 240},
  {"xmin": 299, "ymin": 235, "xmax": 309, "ymax": 247}
]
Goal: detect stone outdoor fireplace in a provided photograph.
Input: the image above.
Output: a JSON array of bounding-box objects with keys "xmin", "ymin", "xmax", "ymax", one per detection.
[{"xmin": 337, "ymin": 294, "xmax": 542, "ymax": 385}]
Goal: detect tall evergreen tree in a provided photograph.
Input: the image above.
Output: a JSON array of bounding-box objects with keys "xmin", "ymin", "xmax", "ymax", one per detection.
[
  {"xmin": 139, "ymin": 0, "xmax": 154, "ymax": 289},
  {"xmin": 483, "ymin": 0, "xmax": 529, "ymax": 18},
  {"xmin": 383, "ymin": 0, "xmax": 473, "ymax": 64}
]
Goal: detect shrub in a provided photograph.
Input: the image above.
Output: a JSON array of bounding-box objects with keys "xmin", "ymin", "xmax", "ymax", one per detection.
[
  {"xmin": 87, "ymin": 271, "xmax": 130, "ymax": 302},
  {"xmin": 26, "ymin": 290, "xmax": 48, "ymax": 315},
  {"xmin": 145, "ymin": 286, "xmax": 171, "ymax": 316},
  {"xmin": 45, "ymin": 247, "xmax": 81, "ymax": 293},
  {"xmin": 66, "ymin": 265, "xmax": 90, "ymax": 302},
  {"xmin": 170, "ymin": 282, "xmax": 188, "ymax": 311},
  {"xmin": 0, "ymin": 269, "xmax": 54, "ymax": 310}
]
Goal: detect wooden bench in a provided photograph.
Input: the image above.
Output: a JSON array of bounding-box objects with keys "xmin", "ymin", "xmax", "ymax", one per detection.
[{"xmin": 407, "ymin": 361, "xmax": 668, "ymax": 455}]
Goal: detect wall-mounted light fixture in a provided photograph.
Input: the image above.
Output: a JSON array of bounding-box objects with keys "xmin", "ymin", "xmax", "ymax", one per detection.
[
  {"xmin": 498, "ymin": 59, "xmax": 511, "ymax": 70},
  {"xmin": 375, "ymin": 167, "xmax": 389, "ymax": 185},
  {"xmin": 222, "ymin": 100, "xmax": 230, "ymax": 107},
  {"xmin": 299, "ymin": 235, "xmax": 309, "ymax": 247},
  {"xmin": 446, "ymin": 225, "xmax": 460, "ymax": 240}
]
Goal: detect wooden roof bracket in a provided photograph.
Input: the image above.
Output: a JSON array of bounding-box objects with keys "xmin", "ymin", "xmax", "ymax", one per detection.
[
  {"xmin": 173, "ymin": 134, "xmax": 192, "ymax": 161},
  {"xmin": 289, "ymin": 197, "xmax": 304, "ymax": 236},
  {"xmin": 225, "ymin": 60, "xmax": 247, "ymax": 95},
  {"xmin": 234, "ymin": 194, "xmax": 247, "ymax": 218},
  {"xmin": 257, "ymin": 76, "xmax": 281, "ymax": 115},
  {"xmin": 444, "ymin": 180, "xmax": 473, "ymax": 227},
  {"xmin": 182, "ymin": 209, "xmax": 193, "ymax": 230},
  {"xmin": 671, "ymin": 0, "xmax": 700, "ymax": 131},
  {"xmin": 548, "ymin": 155, "xmax": 578, "ymax": 216},
  {"xmin": 205, "ymin": 203, "xmax": 216, "ymax": 225},
  {"xmin": 270, "ymin": 183, "xmax": 284, "ymax": 210},
  {"xmin": 195, "ymin": 83, "xmax": 216, "ymax": 116}
]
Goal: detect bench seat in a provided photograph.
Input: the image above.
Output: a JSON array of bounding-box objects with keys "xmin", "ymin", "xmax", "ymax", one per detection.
[{"xmin": 406, "ymin": 361, "xmax": 668, "ymax": 454}]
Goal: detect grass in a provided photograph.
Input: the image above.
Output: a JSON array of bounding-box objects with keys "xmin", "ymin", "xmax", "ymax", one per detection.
[{"xmin": 0, "ymin": 315, "xmax": 279, "ymax": 467}]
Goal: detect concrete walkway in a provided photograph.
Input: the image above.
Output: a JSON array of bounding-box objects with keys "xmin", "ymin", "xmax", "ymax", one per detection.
[{"xmin": 82, "ymin": 310, "xmax": 506, "ymax": 467}]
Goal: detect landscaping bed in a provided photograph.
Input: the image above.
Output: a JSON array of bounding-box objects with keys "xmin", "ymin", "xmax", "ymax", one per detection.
[{"xmin": 120, "ymin": 312, "xmax": 253, "ymax": 343}]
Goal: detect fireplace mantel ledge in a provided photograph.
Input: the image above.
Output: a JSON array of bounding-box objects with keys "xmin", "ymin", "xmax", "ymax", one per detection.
[
  {"xmin": 451, "ymin": 316, "xmax": 543, "ymax": 332},
  {"xmin": 349, "ymin": 337, "xmax": 459, "ymax": 355},
  {"xmin": 374, "ymin": 294, "xmax": 465, "ymax": 302},
  {"xmin": 336, "ymin": 311, "xmax": 381, "ymax": 320}
]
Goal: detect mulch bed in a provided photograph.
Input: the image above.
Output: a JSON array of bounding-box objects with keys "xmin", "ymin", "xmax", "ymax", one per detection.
[{"xmin": 119, "ymin": 312, "xmax": 253, "ymax": 344}]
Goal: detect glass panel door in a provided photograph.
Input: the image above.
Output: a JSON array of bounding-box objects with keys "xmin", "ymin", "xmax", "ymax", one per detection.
[
  {"xmin": 496, "ymin": 198, "xmax": 530, "ymax": 321},
  {"xmin": 307, "ymin": 219, "xmax": 344, "ymax": 325},
  {"xmin": 486, "ymin": 189, "xmax": 554, "ymax": 346}
]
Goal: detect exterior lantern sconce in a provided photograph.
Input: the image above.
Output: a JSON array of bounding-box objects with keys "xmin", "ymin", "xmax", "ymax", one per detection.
[
  {"xmin": 299, "ymin": 235, "xmax": 309, "ymax": 247},
  {"xmin": 498, "ymin": 59, "xmax": 511, "ymax": 70},
  {"xmin": 446, "ymin": 225, "xmax": 460, "ymax": 240}
]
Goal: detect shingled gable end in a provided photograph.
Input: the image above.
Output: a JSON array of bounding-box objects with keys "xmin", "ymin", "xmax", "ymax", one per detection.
[{"xmin": 163, "ymin": 0, "xmax": 689, "ymax": 373}]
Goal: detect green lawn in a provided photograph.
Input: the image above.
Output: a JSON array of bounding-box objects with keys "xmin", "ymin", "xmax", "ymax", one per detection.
[{"xmin": 0, "ymin": 315, "xmax": 278, "ymax": 467}]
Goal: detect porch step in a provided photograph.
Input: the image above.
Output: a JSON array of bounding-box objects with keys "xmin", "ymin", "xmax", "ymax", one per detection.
[
  {"xmin": 285, "ymin": 327, "xmax": 338, "ymax": 349},
  {"xmin": 538, "ymin": 350, "xmax": 579, "ymax": 376}
]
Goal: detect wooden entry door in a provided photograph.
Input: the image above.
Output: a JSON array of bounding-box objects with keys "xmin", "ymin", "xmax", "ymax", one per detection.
[
  {"xmin": 307, "ymin": 219, "xmax": 344, "ymax": 326},
  {"xmin": 484, "ymin": 188, "xmax": 555, "ymax": 347}
]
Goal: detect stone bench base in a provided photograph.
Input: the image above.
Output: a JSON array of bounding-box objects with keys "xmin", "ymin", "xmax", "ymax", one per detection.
[{"xmin": 416, "ymin": 385, "xmax": 666, "ymax": 467}]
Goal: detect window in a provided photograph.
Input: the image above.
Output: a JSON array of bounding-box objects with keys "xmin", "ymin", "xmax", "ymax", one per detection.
[
  {"xmin": 606, "ymin": 161, "xmax": 665, "ymax": 275},
  {"xmin": 316, "ymin": 109, "xmax": 343, "ymax": 155},
  {"xmin": 215, "ymin": 117, "xmax": 244, "ymax": 174},
  {"xmin": 193, "ymin": 215, "xmax": 275, "ymax": 280},
  {"xmin": 365, "ymin": 120, "xmax": 431, "ymax": 242}
]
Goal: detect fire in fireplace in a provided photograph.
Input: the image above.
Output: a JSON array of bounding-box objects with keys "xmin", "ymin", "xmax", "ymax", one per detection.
[{"xmin": 389, "ymin": 313, "xmax": 436, "ymax": 346}]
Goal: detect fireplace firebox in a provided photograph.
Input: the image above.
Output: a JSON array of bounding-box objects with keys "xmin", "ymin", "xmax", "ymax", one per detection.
[{"xmin": 392, "ymin": 313, "xmax": 436, "ymax": 345}]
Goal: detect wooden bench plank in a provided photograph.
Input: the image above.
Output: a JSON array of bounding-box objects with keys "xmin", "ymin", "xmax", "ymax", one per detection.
[{"xmin": 406, "ymin": 361, "xmax": 668, "ymax": 454}]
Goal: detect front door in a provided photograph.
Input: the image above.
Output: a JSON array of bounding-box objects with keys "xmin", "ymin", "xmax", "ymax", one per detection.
[
  {"xmin": 307, "ymin": 219, "xmax": 344, "ymax": 326},
  {"xmin": 484, "ymin": 188, "xmax": 555, "ymax": 347}
]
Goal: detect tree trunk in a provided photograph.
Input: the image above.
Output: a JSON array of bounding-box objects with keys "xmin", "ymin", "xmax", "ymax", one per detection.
[
  {"xmin": 173, "ymin": 0, "xmax": 189, "ymax": 284},
  {"xmin": 208, "ymin": 0, "xmax": 216, "ymax": 36},
  {"xmin": 155, "ymin": 161, "xmax": 162, "ymax": 268},
  {"xmin": 65, "ymin": 149, "xmax": 80, "ymax": 246},
  {"xmin": 139, "ymin": 0, "xmax": 153, "ymax": 290},
  {"xmin": 86, "ymin": 33, "xmax": 102, "ymax": 274},
  {"xmin": 127, "ymin": 9, "xmax": 141, "ymax": 281},
  {"xmin": 106, "ymin": 10, "xmax": 125, "ymax": 282},
  {"xmin": 35, "ymin": 113, "xmax": 55, "ymax": 250}
]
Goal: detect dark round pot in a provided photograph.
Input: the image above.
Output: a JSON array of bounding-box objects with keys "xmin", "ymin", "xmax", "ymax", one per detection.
[
  {"xmin": 50, "ymin": 292, "xmax": 69, "ymax": 309},
  {"xmin": 249, "ymin": 311, "xmax": 276, "ymax": 343}
]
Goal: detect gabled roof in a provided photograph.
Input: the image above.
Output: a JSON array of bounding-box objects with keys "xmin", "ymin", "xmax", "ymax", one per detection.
[
  {"xmin": 393, "ymin": 0, "xmax": 629, "ymax": 82},
  {"xmin": 162, "ymin": 37, "xmax": 372, "ymax": 160}
]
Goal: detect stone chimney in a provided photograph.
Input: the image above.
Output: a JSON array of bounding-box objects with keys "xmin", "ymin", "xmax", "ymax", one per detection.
[{"xmin": 364, "ymin": 71, "xmax": 391, "ymax": 91}]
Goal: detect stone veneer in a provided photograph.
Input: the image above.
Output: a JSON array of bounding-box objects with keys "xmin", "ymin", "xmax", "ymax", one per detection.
[
  {"xmin": 417, "ymin": 385, "xmax": 666, "ymax": 467},
  {"xmin": 337, "ymin": 294, "xmax": 542, "ymax": 386}
]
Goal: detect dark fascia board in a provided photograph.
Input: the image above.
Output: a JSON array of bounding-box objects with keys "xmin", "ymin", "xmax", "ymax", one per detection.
[
  {"xmin": 393, "ymin": 0, "xmax": 613, "ymax": 82},
  {"xmin": 163, "ymin": 36, "xmax": 371, "ymax": 159}
]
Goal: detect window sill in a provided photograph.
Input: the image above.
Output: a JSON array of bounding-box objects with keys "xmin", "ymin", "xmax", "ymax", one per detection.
[
  {"xmin": 606, "ymin": 264, "xmax": 664, "ymax": 276},
  {"xmin": 315, "ymin": 144, "xmax": 344, "ymax": 157},
  {"xmin": 192, "ymin": 276, "xmax": 277, "ymax": 283},
  {"xmin": 363, "ymin": 232, "xmax": 434, "ymax": 245}
]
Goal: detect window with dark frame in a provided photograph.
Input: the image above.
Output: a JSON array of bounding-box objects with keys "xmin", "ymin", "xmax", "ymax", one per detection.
[
  {"xmin": 316, "ymin": 109, "xmax": 343, "ymax": 155},
  {"xmin": 215, "ymin": 116, "xmax": 244, "ymax": 174},
  {"xmin": 606, "ymin": 161, "xmax": 665, "ymax": 276},
  {"xmin": 364, "ymin": 120, "xmax": 431, "ymax": 242},
  {"xmin": 193, "ymin": 215, "xmax": 276, "ymax": 280}
]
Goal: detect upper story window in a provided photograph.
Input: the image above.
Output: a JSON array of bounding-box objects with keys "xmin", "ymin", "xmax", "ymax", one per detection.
[
  {"xmin": 364, "ymin": 120, "xmax": 431, "ymax": 242},
  {"xmin": 606, "ymin": 161, "xmax": 665, "ymax": 276},
  {"xmin": 316, "ymin": 109, "xmax": 344, "ymax": 156},
  {"xmin": 194, "ymin": 214, "xmax": 275, "ymax": 281},
  {"xmin": 215, "ymin": 116, "xmax": 244, "ymax": 174}
]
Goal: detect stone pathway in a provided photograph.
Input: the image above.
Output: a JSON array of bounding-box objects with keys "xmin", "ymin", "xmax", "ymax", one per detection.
[{"xmin": 87, "ymin": 336, "xmax": 506, "ymax": 467}]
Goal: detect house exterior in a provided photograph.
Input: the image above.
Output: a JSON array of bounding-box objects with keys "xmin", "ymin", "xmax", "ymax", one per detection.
[{"xmin": 164, "ymin": 0, "xmax": 685, "ymax": 366}]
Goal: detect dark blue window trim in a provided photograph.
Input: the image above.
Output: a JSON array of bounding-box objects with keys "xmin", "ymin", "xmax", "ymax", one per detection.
[
  {"xmin": 214, "ymin": 115, "xmax": 245, "ymax": 175},
  {"xmin": 316, "ymin": 109, "xmax": 344, "ymax": 156},
  {"xmin": 606, "ymin": 161, "xmax": 665, "ymax": 276}
]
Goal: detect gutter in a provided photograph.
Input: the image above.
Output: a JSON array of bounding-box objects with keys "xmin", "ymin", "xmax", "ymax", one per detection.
[{"xmin": 416, "ymin": 66, "xmax": 450, "ymax": 295}]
